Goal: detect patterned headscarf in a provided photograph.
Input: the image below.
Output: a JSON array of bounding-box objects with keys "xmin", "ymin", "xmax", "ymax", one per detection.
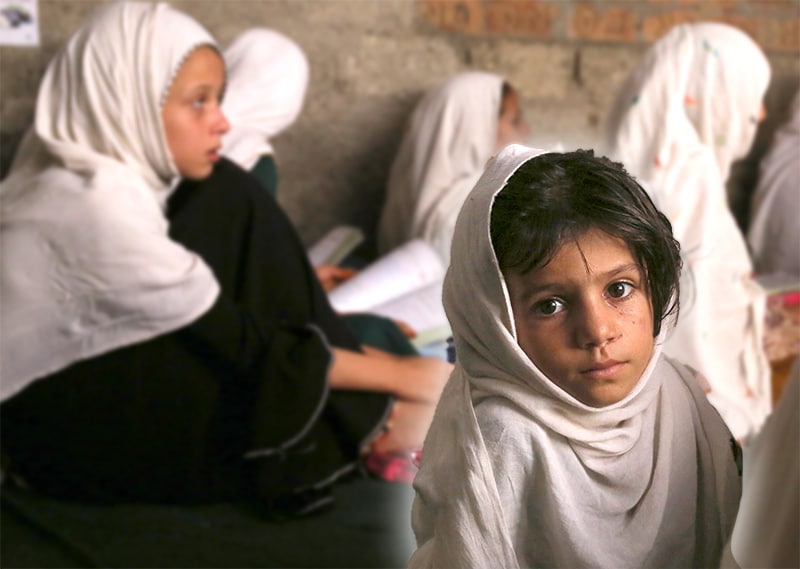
[{"xmin": 605, "ymin": 22, "xmax": 773, "ymax": 441}]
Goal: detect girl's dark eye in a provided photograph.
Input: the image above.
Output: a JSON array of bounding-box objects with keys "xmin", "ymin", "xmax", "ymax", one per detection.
[
  {"xmin": 534, "ymin": 298, "xmax": 565, "ymax": 316},
  {"xmin": 607, "ymin": 282, "xmax": 634, "ymax": 299},
  {"xmin": 192, "ymin": 96, "xmax": 208, "ymax": 110}
]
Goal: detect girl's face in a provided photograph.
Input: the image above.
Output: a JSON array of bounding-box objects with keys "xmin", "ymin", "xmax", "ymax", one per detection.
[
  {"xmin": 162, "ymin": 46, "xmax": 229, "ymax": 180},
  {"xmin": 495, "ymin": 87, "xmax": 530, "ymax": 152},
  {"xmin": 504, "ymin": 228, "xmax": 655, "ymax": 407}
]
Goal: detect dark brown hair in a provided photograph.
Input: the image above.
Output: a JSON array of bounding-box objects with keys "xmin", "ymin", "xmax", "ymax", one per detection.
[{"xmin": 490, "ymin": 150, "xmax": 682, "ymax": 336}]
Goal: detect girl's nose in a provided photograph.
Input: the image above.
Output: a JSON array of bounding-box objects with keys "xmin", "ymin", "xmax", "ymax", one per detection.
[
  {"xmin": 213, "ymin": 106, "xmax": 230, "ymax": 136},
  {"xmin": 575, "ymin": 301, "xmax": 620, "ymax": 349}
]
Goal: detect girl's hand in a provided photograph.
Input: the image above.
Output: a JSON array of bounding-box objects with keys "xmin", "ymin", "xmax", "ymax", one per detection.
[
  {"xmin": 392, "ymin": 319, "xmax": 417, "ymax": 338},
  {"xmin": 330, "ymin": 348, "xmax": 452, "ymax": 404},
  {"xmin": 398, "ymin": 356, "xmax": 451, "ymax": 404},
  {"xmin": 361, "ymin": 347, "xmax": 451, "ymax": 404},
  {"xmin": 369, "ymin": 399, "xmax": 436, "ymax": 454},
  {"xmin": 315, "ymin": 264, "xmax": 357, "ymax": 292}
]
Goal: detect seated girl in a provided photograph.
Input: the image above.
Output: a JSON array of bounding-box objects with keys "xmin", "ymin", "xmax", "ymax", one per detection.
[
  {"xmin": 218, "ymin": 26, "xmax": 419, "ymax": 360},
  {"xmin": 605, "ymin": 22, "xmax": 773, "ymax": 442},
  {"xmin": 409, "ymin": 146, "xmax": 741, "ymax": 568},
  {"xmin": 221, "ymin": 27, "xmax": 307, "ymax": 199},
  {"xmin": 0, "ymin": 1, "xmax": 450, "ymax": 514},
  {"xmin": 377, "ymin": 71, "xmax": 530, "ymax": 265},
  {"xmin": 221, "ymin": 28, "xmax": 355, "ymax": 288}
]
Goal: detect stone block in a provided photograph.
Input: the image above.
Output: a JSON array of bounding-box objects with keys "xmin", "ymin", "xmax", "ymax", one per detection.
[{"xmin": 469, "ymin": 41, "xmax": 573, "ymax": 99}]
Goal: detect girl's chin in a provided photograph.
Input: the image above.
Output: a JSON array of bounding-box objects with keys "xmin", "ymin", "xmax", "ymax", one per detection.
[{"xmin": 181, "ymin": 164, "xmax": 215, "ymax": 181}]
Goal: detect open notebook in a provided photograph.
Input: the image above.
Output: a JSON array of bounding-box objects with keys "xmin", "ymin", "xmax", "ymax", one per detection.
[{"xmin": 327, "ymin": 239, "xmax": 451, "ymax": 347}]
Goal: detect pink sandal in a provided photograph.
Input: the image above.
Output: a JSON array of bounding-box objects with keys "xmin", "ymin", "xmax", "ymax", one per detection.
[{"xmin": 364, "ymin": 449, "xmax": 423, "ymax": 484}]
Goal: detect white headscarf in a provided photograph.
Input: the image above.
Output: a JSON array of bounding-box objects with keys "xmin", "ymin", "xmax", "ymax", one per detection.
[
  {"xmin": 376, "ymin": 71, "xmax": 503, "ymax": 265},
  {"xmin": 605, "ymin": 23, "xmax": 772, "ymax": 442},
  {"xmin": 0, "ymin": 2, "xmax": 220, "ymax": 402},
  {"xmin": 220, "ymin": 28, "xmax": 310, "ymax": 171},
  {"xmin": 747, "ymin": 89, "xmax": 800, "ymax": 276},
  {"xmin": 410, "ymin": 144, "xmax": 741, "ymax": 569}
]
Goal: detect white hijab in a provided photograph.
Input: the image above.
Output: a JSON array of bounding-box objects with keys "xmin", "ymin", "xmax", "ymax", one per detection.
[
  {"xmin": 0, "ymin": 2, "xmax": 220, "ymax": 402},
  {"xmin": 376, "ymin": 71, "xmax": 503, "ymax": 265},
  {"xmin": 747, "ymin": 89, "xmax": 800, "ymax": 276},
  {"xmin": 220, "ymin": 28, "xmax": 310, "ymax": 171},
  {"xmin": 605, "ymin": 23, "xmax": 772, "ymax": 442},
  {"xmin": 410, "ymin": 144, "xmax": 741, "ymax": 569}
]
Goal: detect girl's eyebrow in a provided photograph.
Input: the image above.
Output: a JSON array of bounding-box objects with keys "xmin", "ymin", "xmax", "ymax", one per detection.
[
  {"xmin": 184, "ymin": 83, "xmax": 215, "ymax": 94},
  {"xmin": 176, "ymin": 81, "xmax": 223, "ymax": 97},
  {"xmin": 513, "ymin": 276, "xmax": 570, "ymax": 300},
  {"xmin": 168, "ymin": 84, "xmax": 209, "ymax": 102},
  {"xmin": 177, "ymin": 83, "xmax": 225, "ymax": 103},
  {"xmin": 517, "ymin": 262, "xmax": 642, "ymax": 298},
  {"xmin": 602, "ymin": 262, "xmax": 641, "ymax": 279}
]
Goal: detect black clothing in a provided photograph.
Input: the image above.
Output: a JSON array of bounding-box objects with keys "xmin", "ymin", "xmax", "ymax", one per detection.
[
  {"xmin": 1, "ymin": 158, "xmax": 390, "ymax": 508},
  {"xmin": 1, "ymin": 476, "xmax": 416, "ymax": 568}
]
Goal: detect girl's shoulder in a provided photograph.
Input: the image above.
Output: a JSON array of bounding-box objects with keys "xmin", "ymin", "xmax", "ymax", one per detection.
[
  {"xmin": 473, "ymin": 395, "xmax": 548, "ymax": 450},
  {"xmin": 474, "ymin": 395, "xmax": 523, "ymax": 426},
  {"xmin": 656, "ymin": 353, "xmax": 711, "ymax": 399},
  {"xmin": 658, "ymin": 353, "xmax": 743, "ymax": 473},
  {"xmin": 657, "ymin": 353, "xmax": 735, "ymax": 434}
]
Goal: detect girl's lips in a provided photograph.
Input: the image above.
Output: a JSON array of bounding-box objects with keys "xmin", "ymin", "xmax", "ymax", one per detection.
[
  {"xmin": 580, "ymin": 360, "xmax": 625, "ymax": 380},
  {"xmin": 208, "ymin": 148, "xmax": 221, "ymax": 162}
]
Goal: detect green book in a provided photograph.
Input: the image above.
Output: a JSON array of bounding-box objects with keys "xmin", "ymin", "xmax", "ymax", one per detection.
[{"xmin": 307, "ymin": 225, "xmax": 365, "ymax": 266}]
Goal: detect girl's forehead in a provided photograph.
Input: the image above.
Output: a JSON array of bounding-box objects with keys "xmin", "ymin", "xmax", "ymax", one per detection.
[
  {"xmin": 523, "ymin": 228, "xmax": 643, "ymax": 278},
  {"xmin": 544, "ymin": 229, "xmax": 636, "ymax": 270},
  {"xmin": 180, "ymin": 45, "xmax": 224, "ymax": 70},
  {"xmin": 169, "ymin": 46, "xmax": 225, "ymax": 87}
]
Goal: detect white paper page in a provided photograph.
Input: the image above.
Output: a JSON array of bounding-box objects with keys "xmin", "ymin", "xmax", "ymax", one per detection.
[
  {"xmin": 366, "ymin": 280, "xmax": 450, "ymax": 344},
  {"xmin": 328, "ymin": 239, "xmax": 444, "ymax": 313}
]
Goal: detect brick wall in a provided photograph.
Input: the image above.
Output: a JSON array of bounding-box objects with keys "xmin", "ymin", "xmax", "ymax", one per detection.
[{"xmin": 418, "ymin": 0, "xmax": 799, "ymax": 53}]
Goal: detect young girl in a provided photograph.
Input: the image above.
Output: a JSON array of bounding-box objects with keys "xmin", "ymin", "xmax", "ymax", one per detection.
[
  {"xmin": 220, "ymin": 27, "xmax": 309, "ymax": 198},
  {"xmin": 216, "ymin": 26, "xmax": 421, "ymax": 374},
  {"xmin": 377, "ymin": 71, "xmax": 530, "ymax": 265},
  {"xmin": 409, "ymin": 145, "xmax": 741, "ymax": 568},
  {"xmin": 0, "ymin": 1, "xmax": 450, "ymax": 511},
  {"xmin": 605, "ymin": 22, "xmax": 773, "ymax": 442}
]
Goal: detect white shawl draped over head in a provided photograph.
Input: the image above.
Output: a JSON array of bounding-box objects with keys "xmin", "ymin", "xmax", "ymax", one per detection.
[
  {"xmin": 220, "ymin": 28, "xmax": 310, "ymax": 171},
  {"xmin": 605, "ymin": 22, "xmax": 772, "ymax": 442},
  {"xmin": 0, "ymin": 2, "xmax": 220, "ymax": 402},
  {"xmin": 747, "ymin": 88, "xmax": 800, "ymax": 276},
  {"xmin": 377, "ymin": 71, "xmax": 503, "ymax": 265},
  {"xmin": 410, "ymin": 144, "xmax": 741, "ymax": 569}
]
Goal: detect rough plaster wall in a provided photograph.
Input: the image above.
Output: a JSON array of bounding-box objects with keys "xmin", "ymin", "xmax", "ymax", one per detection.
[{"xmin": 1, "ymin": 0, "xmax": 798, "ymax": 247}]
